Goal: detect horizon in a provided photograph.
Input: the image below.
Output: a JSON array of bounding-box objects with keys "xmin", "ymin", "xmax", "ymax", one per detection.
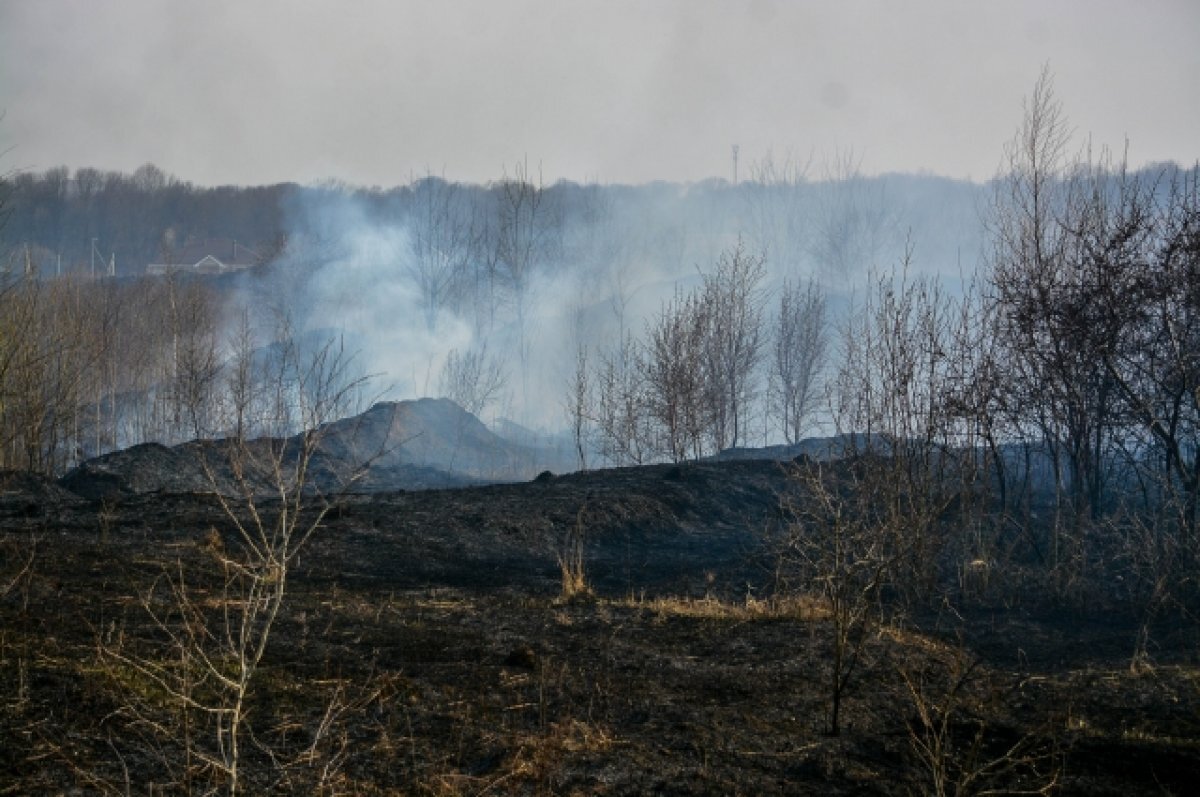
[{"xmin": 9, "ymin": 156, "xmax": 1193, "ymax": 194}]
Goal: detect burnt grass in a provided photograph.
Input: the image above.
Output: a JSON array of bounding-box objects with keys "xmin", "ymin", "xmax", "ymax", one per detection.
[{"xmin": 2, "ymin": 460, "xmax": 1199, "ymax": 794}]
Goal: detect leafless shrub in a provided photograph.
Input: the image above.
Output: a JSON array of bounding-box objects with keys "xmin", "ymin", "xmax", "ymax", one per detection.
[
  {"xmin": 777, "ymin": 457, "xmax": 901, "ymax": 736},
  {"xmin": 98, "ymin": 318, "xmax": 381, "ymax": 795},
  {"xmin": 901, "ymin": 643, "xmax": 1060, "ymax": 796},
  {"xmin": 830, "ymin": 256, "xmax": 984, "ymax": 603}
]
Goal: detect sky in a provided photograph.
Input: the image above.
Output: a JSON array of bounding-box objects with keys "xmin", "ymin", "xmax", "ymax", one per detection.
[{"xmin": 1, "ymin": 0, "xmax": 1197, "ymax": 188}]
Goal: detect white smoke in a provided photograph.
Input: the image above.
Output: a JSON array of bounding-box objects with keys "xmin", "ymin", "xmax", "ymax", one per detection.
[{"xmin": 228, "ymin": 166, "xmax": 988, "ymax": 439}]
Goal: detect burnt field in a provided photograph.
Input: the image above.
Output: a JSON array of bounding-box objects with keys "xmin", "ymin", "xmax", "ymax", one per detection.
[{"xmin": 2, "ymin": 460, "xmax": 1199, "ymax": 795}]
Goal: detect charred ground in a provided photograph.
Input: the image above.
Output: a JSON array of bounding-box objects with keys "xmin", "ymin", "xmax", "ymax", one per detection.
[{"xmin": 1, "ymin": 457, "xmax": 1198, "ymax": 794}]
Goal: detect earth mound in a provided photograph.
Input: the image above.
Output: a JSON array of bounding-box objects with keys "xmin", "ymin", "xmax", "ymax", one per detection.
[
  {"xmin": 59, "ymin": 442, "xmax": 214, "ymax": 499},
  {"xmin": 58, "ymin": 398, "xmax": 568, "ymax": 498},
  {"xmin": 0, "ymin": 469, "xmax": 86, "ymax": 522},
  {"xmin": 316, "ymin": 397, "xmax": 567, "ymax": 481}
]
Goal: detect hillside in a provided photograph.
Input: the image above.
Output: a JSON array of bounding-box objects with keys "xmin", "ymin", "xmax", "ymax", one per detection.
[{"xmin": 1, "ymin": 457, "xmax": 1197, "ymax": 793}]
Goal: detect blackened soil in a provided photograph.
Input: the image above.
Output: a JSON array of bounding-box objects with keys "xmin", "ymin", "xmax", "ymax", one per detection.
[
  {"xmin": 1, "ymin": 460, "xmax": 1198, "ymax": 794},
  {"xmin": 312, "ymin": 460, "xmax": 787, "ymax": 596}
]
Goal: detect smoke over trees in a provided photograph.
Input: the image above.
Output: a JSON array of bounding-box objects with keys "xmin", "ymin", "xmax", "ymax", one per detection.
[
  {"xmin": 406, "ymin": 172, "xmax": 476, "ymax": 333},
  {"xmin": 1, "ymin": 143, "xmax": 989, "ymax": 454}
]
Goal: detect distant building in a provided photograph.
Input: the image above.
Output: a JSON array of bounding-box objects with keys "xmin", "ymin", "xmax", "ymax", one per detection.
[{"xmin": 146, "ymin": 239, "xmax": 260, "ymax": 276}]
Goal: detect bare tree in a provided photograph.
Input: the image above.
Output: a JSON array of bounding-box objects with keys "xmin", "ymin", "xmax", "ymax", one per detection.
[
  {"xmin": 990, "ymin": 67, "xmax": 1089, "ymax": 525},
  {"xmin": 493, "ymin": 158, "xmax": 561, "ymax": 410},
  {"xmin": 0, "ymin": 112, "xmax": 12, "ymax": 238},
  {"xmin": 809, "ymin": 148, "xmax": 898, "ymax": 283},
  {"xmin": 771, "ymin": 277, "xmax": 827, "ymax": 444},
  {"xmin": 744, "ymin": 149, "xmax": 812, "ymax": 276},
  {"xmin": 437, "ymin": 343, "xmax": 507, "ymax": 420},
  {"xmin": 0, "ymin": 274, "xmax": 45, "ymax": 468},
  {"xmin": 565, "ymin": 342, "xmax": 590, "ymax": 471},
  {"xmin": 593, "ymin": 331, "xmax": 650, "ymax": 467},
  {"xmin": 642, "ymin": 290, "xmax": 710, "ymax": 462},
  {"xmin": 1091, "ymin": 166, "xmax": 1200, "ymax": 544},
  {"xmin": 406, "ymin": 172, "xmax": 475, "ymax": 331},
  {"xmin": 986, "ymin": 67, "xmax": 1156, "ymax": 582},
  {"xmin": 222, "ymin": 309, "xmax": 260, "ymax": 443},
  {"xmin": 0, "ymin": 274, "xmax": 105, "ymax": 473},
  {"xmin": 494, "ymin": 158, "xmax": 550, "ymax": 319},
  {"xmin": 1050, "ymin": 161, "xmax": 1200, "ymax": 661},
  {"xmin": 165, "ymin": 274, "xmax": 221, "ymax": 442},
  {"xmin": 699, "ymin": 239, "xmax": 768, "ymax": 451}
]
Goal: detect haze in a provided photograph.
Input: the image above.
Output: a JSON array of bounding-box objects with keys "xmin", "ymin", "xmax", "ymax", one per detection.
[{"xmin": 2, "ymin": 0, "xmax": 1197, "ymax": 187}]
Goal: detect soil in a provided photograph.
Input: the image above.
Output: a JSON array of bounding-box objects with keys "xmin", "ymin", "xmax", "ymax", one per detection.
[{"xmin": 1, "ymin": 459, "xmax": 1198, "ymax": 794}]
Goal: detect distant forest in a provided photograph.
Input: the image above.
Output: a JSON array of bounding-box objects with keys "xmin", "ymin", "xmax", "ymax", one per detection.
[
  {"xmin": 1, "ymin": 163, "xmax": 290, "ymax": 276},
  {"xmin": 0, "ymin": 158, "xmax": 987, "ymax": 282}
]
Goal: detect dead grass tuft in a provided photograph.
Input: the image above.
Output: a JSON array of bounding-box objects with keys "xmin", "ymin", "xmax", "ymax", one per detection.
[{"xmin": 619, "ymin": 593, "xmax": 828, "ymax": 622}]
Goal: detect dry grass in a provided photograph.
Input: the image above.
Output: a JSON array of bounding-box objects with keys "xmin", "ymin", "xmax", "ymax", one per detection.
[
  {"xmin": 414, "ymin": 719, "xmax": 615, "ymax": 797},
  {"xmin": 617, "ymin": 592, "xmax": 828, "ymax": 622}
]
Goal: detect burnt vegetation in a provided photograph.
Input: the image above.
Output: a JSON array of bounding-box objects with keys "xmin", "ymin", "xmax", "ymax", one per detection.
[{"xmin": 2, "ymin": 73, "xmax": 1200, "ymax": 794}]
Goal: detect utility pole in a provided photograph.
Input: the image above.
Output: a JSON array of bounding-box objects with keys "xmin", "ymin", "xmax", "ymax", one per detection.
[
  {"xmin": 91, "ymin": 237, "xmax": 98, "ymax": 279},
  {"xmin": 732, "ymin": 144, "xmax": 740, "ymax": 186}
]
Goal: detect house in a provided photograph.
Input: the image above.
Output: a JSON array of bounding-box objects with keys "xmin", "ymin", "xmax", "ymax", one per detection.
[{"xmin": 146, "ymin": 239, "xmax": 260, "ymax": 276}]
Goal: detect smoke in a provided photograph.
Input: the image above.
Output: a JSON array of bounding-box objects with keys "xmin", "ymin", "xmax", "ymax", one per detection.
[
  {"xmin": 289, "ymin": 199, "xmax": 475, "ymax": 398},
  {"xmin": 224, "ymin": 193, "xmax": 470, "ymax": 406},
  {"xmin": 223, "ymin": 165, "xmax": 988, "ymax": 440}
]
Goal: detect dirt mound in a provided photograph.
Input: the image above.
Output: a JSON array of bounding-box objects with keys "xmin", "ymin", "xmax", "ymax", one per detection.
[
  {"xmin": 59, "ymin": 442, "xmax": 215, "ymax": 499},
  {"xmin": 0, "ymin": 469, "xmax": 86, "ymax": 522},
  {"xmin": 58, "ymin": 399, "xmax": 551, "ymax": 499},
  {"xmin": 318, "ymin": 398, "xmax": 566, "ymax": 481}
]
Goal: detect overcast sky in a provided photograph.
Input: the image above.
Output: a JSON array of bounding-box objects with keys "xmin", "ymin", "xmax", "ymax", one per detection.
[{"xmin": 2, "ymin": 0, "xmax": 1197, "ymax": 188}]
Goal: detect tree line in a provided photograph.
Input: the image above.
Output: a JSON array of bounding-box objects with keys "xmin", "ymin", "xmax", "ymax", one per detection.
[
  {"xmin": 769, "ymin": 72, "xmax": 1200, "ymax": 730},
  {"xmin": 0, "ymin": 148, "xmax": 929, "ymax": 460},
  {"xmin": 568, "ymin": 239, "xmax": 827, "ymax": 467}
]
